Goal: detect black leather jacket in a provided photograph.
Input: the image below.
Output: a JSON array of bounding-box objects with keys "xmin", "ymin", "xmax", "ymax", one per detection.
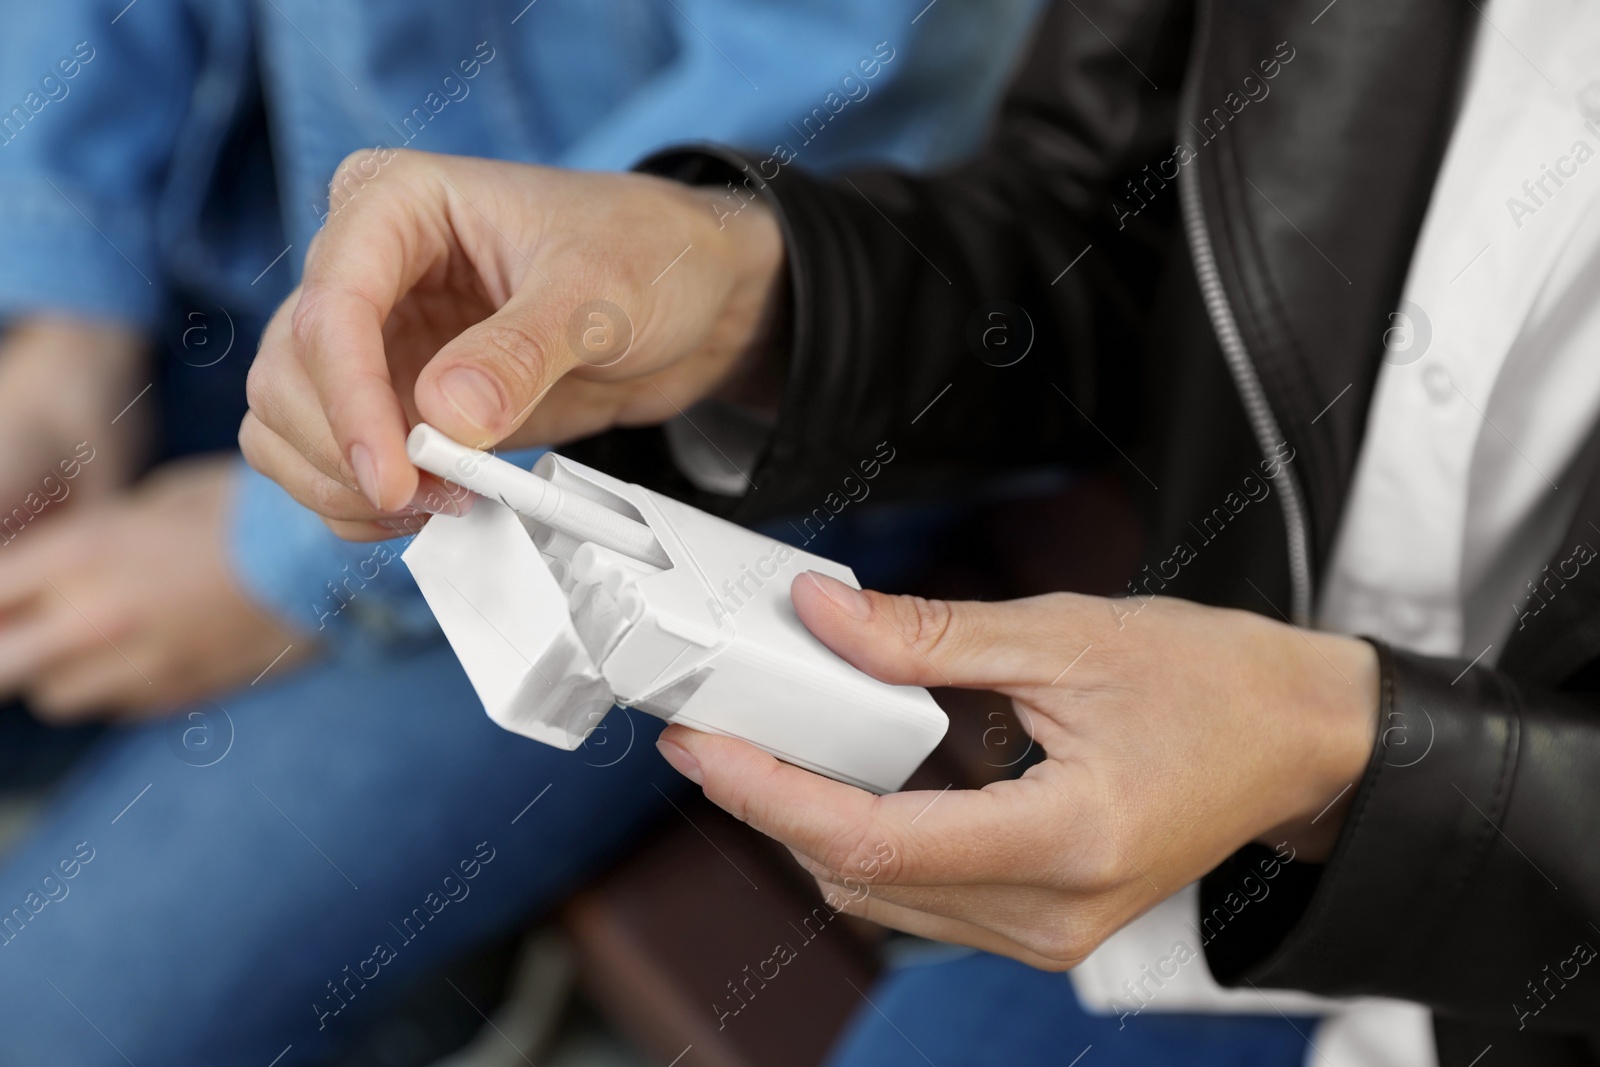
[{"xmin": 620, "ymin": 2, "xmax": 1600, "ymax": 1061}]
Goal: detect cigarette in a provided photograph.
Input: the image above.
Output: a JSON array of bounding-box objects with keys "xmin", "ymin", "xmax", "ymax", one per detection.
[{"xmin": 406, "ymin": 423, "xmax": 670, "ymax": 570}]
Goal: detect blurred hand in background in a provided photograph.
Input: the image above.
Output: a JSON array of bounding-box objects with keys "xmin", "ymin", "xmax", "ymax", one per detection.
[
  {"xmin": 0, "ymin": 454, "xmax": 313, "ymax": 719},
  {"xmin": 0, "ymin": 316, "xmax": 151, "ymax": 510},
  {"xmin": 0, "ymin": 320, "xmax": 314, "ymax": 719}
]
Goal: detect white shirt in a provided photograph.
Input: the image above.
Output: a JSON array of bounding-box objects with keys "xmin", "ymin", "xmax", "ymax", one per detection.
[{"xmin": 1071, "ymin": 2, "xmax": 1600, "ymax": 1064}]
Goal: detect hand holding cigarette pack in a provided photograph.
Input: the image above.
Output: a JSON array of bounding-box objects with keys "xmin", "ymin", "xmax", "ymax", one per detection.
[{"xmin": 401, "ymin": 425, "xmax": 948, "ymax": 793}]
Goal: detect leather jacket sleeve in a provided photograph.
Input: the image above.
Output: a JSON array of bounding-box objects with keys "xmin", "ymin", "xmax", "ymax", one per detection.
[
  {"xmin": 637, "ymin": 0, "xmax": 1191, "ymax": 521},
  {"xmin": 1203, "ymin": 643, "xmax": 1600, "ymax": 1035}
]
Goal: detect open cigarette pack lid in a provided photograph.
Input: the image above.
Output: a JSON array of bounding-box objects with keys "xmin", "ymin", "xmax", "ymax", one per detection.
[{"xmin": 401, "ymin": 430, "xmax": 947, "ymax": 794}]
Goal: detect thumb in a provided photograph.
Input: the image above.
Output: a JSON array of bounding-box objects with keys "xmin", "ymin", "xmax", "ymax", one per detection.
[
  {"xmin": 792, "ymin": 571, "xmax": 1056, "ymax": 689},
  {"xmin": 413, "ymin": 297, "xmax": 577, "ymax": 448}
]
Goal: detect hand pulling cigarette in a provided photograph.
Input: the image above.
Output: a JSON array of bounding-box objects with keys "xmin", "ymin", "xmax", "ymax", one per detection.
[{"xmin": 405, "ymin": 423, "xmax": 671, "ymax": 570}]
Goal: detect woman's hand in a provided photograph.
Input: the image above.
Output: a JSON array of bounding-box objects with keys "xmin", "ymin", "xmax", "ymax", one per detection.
[
  {"xmin": 240, "ymin": 149, "xmax": 786, "ymax": 541},
  {"xmin": 654, "ymin": 574, "xmax": 1379, "ymax": 971},
  {"xmin": 0, "ymin": 456, "xmax": 314, "ymax": 718},
  {"xmin": 0, "ymin": 315, "xmax": 151, "ymax": 509}
]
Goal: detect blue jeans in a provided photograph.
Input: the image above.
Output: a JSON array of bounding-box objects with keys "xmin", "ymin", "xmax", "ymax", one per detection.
[
  {"xmin": 0, "ymin": 644, "xmax": 685, "ymax": 1066},
  {"xmin": 826, "ymin": 949, "xmax": 1318, "ymax": 1067}
]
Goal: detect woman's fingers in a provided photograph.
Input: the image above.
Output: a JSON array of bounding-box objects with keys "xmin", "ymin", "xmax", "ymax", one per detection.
[
  {"xmin": 294, "ymin": 152, "xmax": 449, "ymax": 509},
  {"xmin": 239, "ymin": 410, "xmax": 471, "ymax": 529},
  {"xmin": 410, "ymin": 286, "xmax": 582, "ymax": 450},
  {"xmin": 657, "ymin": 725, "xmax": 1056, "ymax": 888},
  {"xmin": 0, "ymin": 595, "xmax": 100, "ymax": 696},
  {"xmin": 239, "ymin": 412, "xmax": 378, "ymax": 522},
  {"xmin": 790, "ymin": 574, "xmax": 1099, "ymax": 691},
  {"xmin": 0, "ymin": 520, "xmax": 80, "ymax": 611},
  {"xmin": 294, "ymin": 283, "xmax": 413, "ymax": 511},
  {"xmin": 247, "ymin": 299, "xmax": 366, "ymax": 488}
]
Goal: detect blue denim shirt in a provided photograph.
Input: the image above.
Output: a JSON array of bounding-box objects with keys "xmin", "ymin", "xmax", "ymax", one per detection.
[{"xmin": 0, "ymin": 0, "xmax": 1042, "ymax": 654}]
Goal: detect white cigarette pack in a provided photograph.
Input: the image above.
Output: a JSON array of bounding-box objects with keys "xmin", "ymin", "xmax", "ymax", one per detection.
[{"xmin": 402, "ymin": 452, "xmax": 947, "ymax": 793}]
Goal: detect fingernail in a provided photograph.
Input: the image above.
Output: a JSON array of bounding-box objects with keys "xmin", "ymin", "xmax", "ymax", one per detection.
[
  {"xmin": 350, "ymin": 443, "xmax": 383, "ymax": 510},
  {"xmin": 655, "ymin": 737, "xmax": 703, "ymax": 785},
  {"xmin": 807, "ymin": 571, "xmax": 872, "ymax": 619},
  {"xmin": 408, "ymin": 485, "xmax": 476, "ymax": 517},
  {"xmin": 437, "ymin": 367, "xmax": 504, "ymax": 431}
]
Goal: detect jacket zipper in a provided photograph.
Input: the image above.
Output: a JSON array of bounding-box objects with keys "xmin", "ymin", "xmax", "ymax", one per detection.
[{"xmin": 1178, "ymin": 163, "xmax": 1315, "ymax": 625}]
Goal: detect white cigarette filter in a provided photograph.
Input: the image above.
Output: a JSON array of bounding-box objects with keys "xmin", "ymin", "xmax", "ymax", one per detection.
[
  {"xmin": 401, "ymin": 442, "xmax": 949, "ymax": 794},
  {"xmin": 406, "ymin": 423, "xmax": 670, "ymax": 570}
]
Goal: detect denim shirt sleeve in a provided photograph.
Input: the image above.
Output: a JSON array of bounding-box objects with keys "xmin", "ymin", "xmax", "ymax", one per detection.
[
  {"xmin": 0, "ymin": 1, "xmax": 202, "ymax": 328},
  {"xmin": 554, "ymin": 0, "xmax": 1046, "ymax": 174},
  {"xmin": 229, "ymin": 450, "xmax": 548, "ymax": 659}
]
